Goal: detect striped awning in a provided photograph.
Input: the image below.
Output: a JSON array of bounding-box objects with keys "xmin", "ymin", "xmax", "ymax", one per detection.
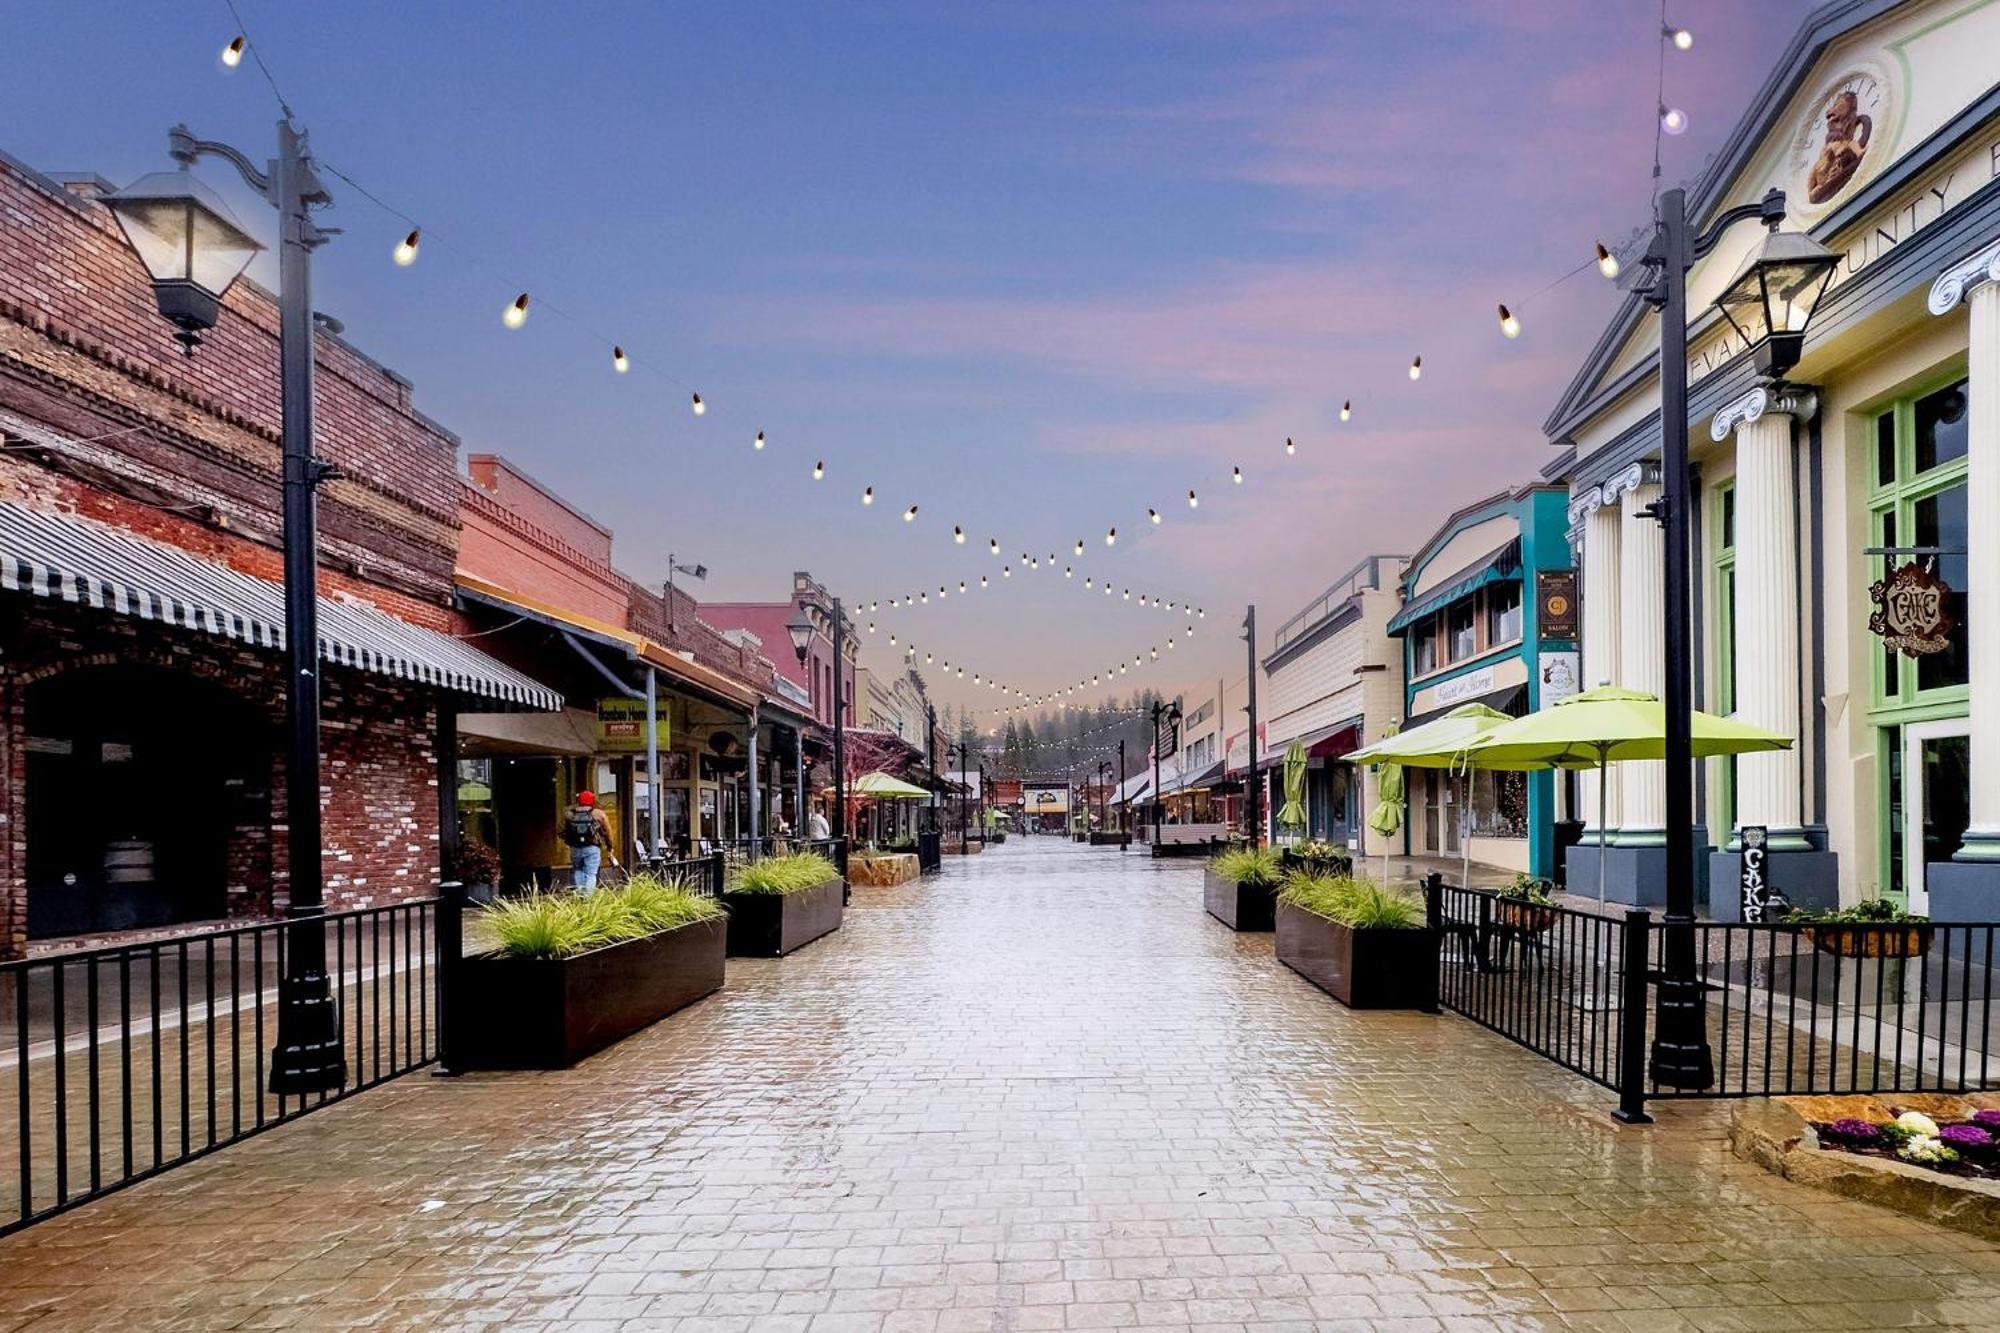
[
  {"xmin": 1386, "ymin": 538, "xmax": 1522, "ymax": 634},
  {"xmin": 0, "ymin": 502, "xmax": 560, "ymax": 712}
]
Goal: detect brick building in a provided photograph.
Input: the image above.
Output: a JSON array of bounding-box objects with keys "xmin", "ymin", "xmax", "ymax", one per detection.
[{"xmin": 0, "ymin": 149, "xmax": 552, "ymax": 958}]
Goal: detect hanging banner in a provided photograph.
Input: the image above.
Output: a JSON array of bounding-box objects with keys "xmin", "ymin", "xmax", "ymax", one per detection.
[
  {"xmin": 1536, "ymin": 570, "xmax": 1580, "ymax": 642},
  {"xmin": 596, "ymin": 697, "xmax": 669, "ymax": 752},
  {"xmin": 1868, "ymin": 560, "xmax": 1954, "ymax": 657}
]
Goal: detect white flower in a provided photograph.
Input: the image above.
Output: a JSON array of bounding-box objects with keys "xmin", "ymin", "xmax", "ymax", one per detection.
[
  {"xmin": 1897, "ymin": 1134, "xmax": 1958, "ymax": 1165},
  {"xmin": 1895, "ymin": 1111, "xmax": 1940, "ymax": 1137}
]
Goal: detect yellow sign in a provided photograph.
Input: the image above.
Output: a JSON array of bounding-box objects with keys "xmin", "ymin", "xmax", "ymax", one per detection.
[{"xmin": 596, "ymin": 697, "xmax": 669, "ymax": 752}]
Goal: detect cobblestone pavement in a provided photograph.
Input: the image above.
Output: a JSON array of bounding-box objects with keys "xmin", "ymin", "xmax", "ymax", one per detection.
[{"xmin": 4, "ymin": 837, "xmax": 1999, "ymax": 1332}]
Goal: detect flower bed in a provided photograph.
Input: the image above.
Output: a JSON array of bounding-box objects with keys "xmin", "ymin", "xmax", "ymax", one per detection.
[
  {"xmin": 454, "ymin": 876, "xmax": 726, "ymax": 1069},
  {"xmin": 1275, "ymin": 873, "xmax": 1439, "ymax": 1010},
  {"xmin": 1815, "ymin": 1108, "xmax": 2000, "ymax": 1180},
  {"xmin": 723, "ymin": 852, "xmax": 845, "ymax": 956},
  {"xmin": 1204, "ymin": 845, "xmax": 1283, "ymax": 932}
]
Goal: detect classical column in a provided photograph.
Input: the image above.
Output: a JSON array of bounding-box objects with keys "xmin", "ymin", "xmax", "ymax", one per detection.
[
  {"xmin": 1930, "ymin": 242, "xmax": 2000, "ymax": 871},
  {"xmin": 1614, "ymin": 465, "xmax": 1665, "ymax": 842},
  {"xmin": 1710, "ymin": 386, "xmax": 1812, "ymax": 847},
  {"xmin": 1574, "ymin": 486, "xmax": 1622, "ymax": 840}
]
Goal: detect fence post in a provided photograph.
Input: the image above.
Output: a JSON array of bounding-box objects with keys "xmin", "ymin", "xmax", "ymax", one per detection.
[
  {"xmin": 1614, "ymin": 908, "xmax": 1654, "ymax": 1124},
  {"xmin": 1423, "ymin": 872, "xmax": 1442, "ymax": 932},
  {"xmin": 433, "ymin": 881, "xmax": 464, "ymax": 1077},
  {"xmin": 708, "ymin": 850, "xmax": 727, "ymax": 899}
]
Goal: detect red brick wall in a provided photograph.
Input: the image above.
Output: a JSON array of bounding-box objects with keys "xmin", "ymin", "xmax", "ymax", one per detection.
[
  {"xmin": 457, "ymin": 479, "xmax": 630, "ymax": 626},
  {"xmin": 465, "ymin": 455, "xmax": 612, "ymax": 565}
]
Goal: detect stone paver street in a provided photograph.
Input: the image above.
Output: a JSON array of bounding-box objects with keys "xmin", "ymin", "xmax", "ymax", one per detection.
[{"xmin": 3, "ymin": 837, "xmax": 1998, "ymax": 1331}]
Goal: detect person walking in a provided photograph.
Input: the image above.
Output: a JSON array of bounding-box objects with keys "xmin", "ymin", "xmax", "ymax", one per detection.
[{"xmin": 561, "ymin": 790, "xmax": 617, "ymax": 893}]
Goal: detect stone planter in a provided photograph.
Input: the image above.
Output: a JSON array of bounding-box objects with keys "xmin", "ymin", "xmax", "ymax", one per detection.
[
  {"xmin": 722, "ymin": 877, "xmax": 844, "ymax": 957},
  {"xmin": 1275, "ymin": 899, "xmax": 1440, "ymax": 1010},
  {"xmin": 452, "ymin": 915, "xmax": 726, "ymax": 1070},
  {"xmin": 850, "ymin": 853, "xmax": 920, "ymax": 887},
  {"xmin": 1204, "ymin": 868, "xmax": 1277, "ymax": 932}
]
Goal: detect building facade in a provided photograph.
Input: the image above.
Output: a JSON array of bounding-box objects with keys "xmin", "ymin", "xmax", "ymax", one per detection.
[{"xmin": 1548, "ymin": 0, "xmax": 2000, "ymax": 917}]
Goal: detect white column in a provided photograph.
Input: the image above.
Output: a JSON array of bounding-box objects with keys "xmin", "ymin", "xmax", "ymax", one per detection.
[
  {"xmin": 1931, "ymin": 245, "xmax": 2000, "ymax": 857},
  {"xmin": 1578, "ymin": 493, "xmax": 1622, "ymax": 838},
  {"xmin": 1718, "ymin": 392, "xmax": 1808, "ymax": 843},
  {"xmin": 1617, "ymin": 475, "xmax": 1666, "ymax": 840}
]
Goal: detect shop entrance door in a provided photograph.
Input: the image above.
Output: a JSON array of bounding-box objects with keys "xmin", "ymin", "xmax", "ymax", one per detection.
[{"xmin": 1902, "ymin": 718, "xmax": 1971, "ymax": 916}]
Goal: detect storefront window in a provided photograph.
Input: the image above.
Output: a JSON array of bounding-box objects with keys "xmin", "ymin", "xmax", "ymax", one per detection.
[
  {"xmin": 1413, "ymin": 620, "xmax": 1439, "ymax": 675},
  {"xmin": 1485, "ymin": 582, "xmax": 1522, "ymax": 646},
  {"xmin": 1870, "ymin": 373, "xmax": 1971, "ymax": 707},
  {"xmin": 1447, "ymin": 601, "xmax": 1477, "ymax": 661},
  {"xmin": 1470, "ymin": 770, "xmax": 1528, "ymax": 839}
]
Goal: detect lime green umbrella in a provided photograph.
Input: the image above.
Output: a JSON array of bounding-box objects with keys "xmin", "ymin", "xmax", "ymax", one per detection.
[
  {"xmin": 1349, "ymin": 702, "xmax": 1517, "ymax": 887},
  {"xmin": 1458, "ymin": 685, "xmax": 1792, "ymax": 901},
  {"xmin": 844, "ymin": 771, "xmax": 934, "ymax": 800},
  {"xmin": 1277, "ymin": 740, "xmax": 1309, "ymax": 838}
]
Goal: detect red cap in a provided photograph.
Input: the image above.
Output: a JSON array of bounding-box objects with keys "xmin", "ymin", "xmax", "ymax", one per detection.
[{"xmin": 577, "ymin": 790, "xmax": 596, "ymax": 807}]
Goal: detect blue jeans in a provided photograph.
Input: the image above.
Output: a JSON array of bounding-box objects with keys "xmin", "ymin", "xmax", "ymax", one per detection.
[{"xmin": 571, "ymin": 844, "xmax": 602, "ymax": 892}]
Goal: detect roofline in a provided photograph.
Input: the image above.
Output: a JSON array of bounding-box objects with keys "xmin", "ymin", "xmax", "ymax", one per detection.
[{"xmin": 1400, "ymin": 483, "xmax": 1562, "ymax": 582}]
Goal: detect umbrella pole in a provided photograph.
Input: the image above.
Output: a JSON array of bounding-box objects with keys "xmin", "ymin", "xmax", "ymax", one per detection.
[
  {"xmin": 1460, "ymin": 768, "xmax": 1471, "ymax": 889},
  {"xmin": 1596, "ymin": 751, "xmax": 1609, "ymax": 904}
]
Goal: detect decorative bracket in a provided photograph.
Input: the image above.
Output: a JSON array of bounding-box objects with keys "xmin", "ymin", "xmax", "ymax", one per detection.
[
  {"xmin": 1927, "ymin": 238, "xmax": 2000, "ymax": 315},
  {"xmin": 1709, "ymin": 384, "xmax": 1818, "ymax": 441}
]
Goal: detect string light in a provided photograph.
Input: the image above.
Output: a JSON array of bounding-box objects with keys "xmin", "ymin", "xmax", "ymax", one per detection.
[
  {"xmin": 980, "ymin": 576, "xmax": 988, "ymax": 587},
  {"xmin": 1232, "ymin": 466, "xmax": 1243, "ymax": 485},
  {"xmin": 990, "ymin": 538, "xmax": 1001, "ymax": 556},
  {"xmin": 1074, "ymin": 538, "xmax": 1085, "ymax": 555},
  {"xmin": 1408, "ymin": 355, "xmax": 1422, "ymax": 381},
  {"xmin": 1065, "ymin": 566, "xmax": 1073, "ymax": 578},
  {"xmin": 953, "ymin": 526, "xmax": 965, "ymax": 544},
  {"xmin": 754, "ymin": 430, "xmax": 766, "ymax": 450},
  {"xmin": 690, "ymin": 392, "xmax": 705, "ymax": 415},
  {"xmin": 392, "ymin": 228, "xmax": 420, "ymax": 266},
  {"xmin": 862, "ymin": 486, "xmax": 874, "ymax": 505},
  {"xmin": 1498, "ymin": 304, "xmax": 1520, "ymax": 339},
  {"xmin": 1340, "ymin": 401, "xmax": 1351, "ymax": 422},
  {"xmin": 1106, "ymin": 527, "xmax": 1117, "ymax": 546},
  {"xmin": 1661, "ymin": 105, "xmax": 1688, "ymax": 135},
  {"xmin": 1188, "ymin": 490, "xmax": 1199, "ymax": 509},
  {"xmin": 1667, "ymin": 24, "xmax": 1693, "ymax": 49},
  {"xmin": 813, "ymin": 461, "xmax": 825, "ymax": 479},
  {"xmin": 1596, "ymin": 242, "xmax": 1620, "ymax": 280},
  {"xmin": 221, "ymin": 35, "xmax": 245, "ymax": 67},
  {"xmin": 1003, "ymin": 565, "xmax": 1011, "ymax": 578},
  {"xmin": 1148, "ymin": 508, "xmax": 1161, "ymax": 524},
  {"xmin": 613, "ymin": 345, "xmax": 630, "ymax": 373},
  {"xmin": 502, "ymin": 293, "xmax": 530, "ymax": 329},
  {"xmin": 1284, "ymin": 437, "xmax": 1295, "ymax": 456},
  {"xmin": 904, "ymin": 504, "xmax": 918, "ymax": 521}
]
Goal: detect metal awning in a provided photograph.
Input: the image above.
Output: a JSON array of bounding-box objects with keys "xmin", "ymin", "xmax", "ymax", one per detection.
[
  {"xmin": 0, "ymin": 502, "xmax": 559, "ymax": 711},
  {"xmin": 1386, "ymin": 538, "xmax": 1522, "ymax": 634},
  {"xmin": 1159, "ymin": 759, "xmax": 1222, "ymax": 797}
]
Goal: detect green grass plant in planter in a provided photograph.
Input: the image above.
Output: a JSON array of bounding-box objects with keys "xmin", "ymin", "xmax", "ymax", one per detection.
[
  {"xmin": 1276, "ymin": 872, "xmax": 1437, "ymax": 1009},
  {"xmin": 483, "ymin": 873, "xmax": 721, "ymax": 960},
  {"xmin": 1211, "ymin": 844, "xmax": 1282, "ymax": 887},
  {"xmin": 1278, "ymin": 873, "xmax": 1424, "ymax": 929},
  {"xmin": 733, "ymin": 851, "xmax": 841, "ymax": 894}
]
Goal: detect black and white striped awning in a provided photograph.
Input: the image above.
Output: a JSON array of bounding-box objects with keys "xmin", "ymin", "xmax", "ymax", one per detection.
[{"xmin": 0, "ymin": 502, "xmax": 561, "ymax": 712}]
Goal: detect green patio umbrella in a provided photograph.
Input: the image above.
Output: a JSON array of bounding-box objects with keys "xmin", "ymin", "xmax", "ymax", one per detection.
[
  {"xmin": 846, "ymin": 771, "xmax": 933, "ymax": 800},
  {"xmin": 1457, "ymin": 686, "xmax": 1792, "ymax": 902},
  {"xmin": 1349, "ymin": 702, "xmax": 1517, "ymax": 887},
  {"xmin": 1277, "ymin": 740, "xmax": 1309, "ymax": 840},
  {"xmin": 1364, "ymin": 723, "xmax": 1406, "ymax": 885}
]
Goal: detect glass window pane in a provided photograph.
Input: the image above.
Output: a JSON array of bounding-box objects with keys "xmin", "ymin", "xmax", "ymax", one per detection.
[
  {"xmin": 1448, "ymin": 601, "xmax": 1477, "ymax": 660},
  {"xmin": 1718, "ymin": 569, "xmax": 1736, "ymax": 713},
  {"xmin": 1914, "ymin": 483, "xmax": 1969, "ymax": 692},
  {"xmin": 1879, "ymin": 510, "xmax": 1898, "ymax": 696},
  {"xmin": 1485, "ymin": 581, "xmax": 1522, "ymax": 645},
  {"xmin": 1876, "ymin": 411, "xmax": 1897, "ymax": 489},
  {"xmin": 1721, "ymin": 487, "xmax": 1736, "ymax": 550},
  {"xmin": 1914, "ymin": 379, "xmax": 1970, "ymax": 474}
]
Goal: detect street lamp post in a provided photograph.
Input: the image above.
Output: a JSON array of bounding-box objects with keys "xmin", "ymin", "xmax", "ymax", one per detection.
[
  {"xmin": 1117, "ymin": 739, "xmax": 1127, "ymax": 847},
  {"xmin": 102, "ymin": 121, "xmax": 345, "ymax": 1095},
  {"xmin": 1640, "ymin": 186, "xmax": 1836, "ymax": 1096},
  {"xmin": 949, "ymin": 742, "xmax": 971, "ymax": 852},
  {"xmin": 1097, "ymin": 760, "xmax": 1110, "ymax": 833},
  {"xmin": 786, "ymin": 597, "xmax": 847, "ymax": 872},
  {"xmin": 1242, "ymin": 605, "xmax": 1260, "ymax": 848},
  {"xmin": 927, "ymin": 705, "xmax": 939, "ymax": 836},
  {"xmin": 1149, "ymin": 698, "xmax": 1181, "ymax": 843}
]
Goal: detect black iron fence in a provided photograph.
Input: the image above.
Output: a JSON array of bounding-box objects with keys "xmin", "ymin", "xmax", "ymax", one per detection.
[
  {"xmin": 2, "ymin": 898, "xmax": 439, "ymax": 1237},
  {"xmin": 1427, "ymin": 877, "xmax": 2000, "ymax": 1118}
]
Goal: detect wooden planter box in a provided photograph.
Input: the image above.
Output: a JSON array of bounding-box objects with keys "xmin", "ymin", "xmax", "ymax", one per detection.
[
  {"xmin": 1803, "ymin": 923, "xmax": 1934, "ymax": 959},
  {"xmin": 1205, "ymin": 868, "xmax": 1278, "ymax": 932},
  {"xmin": 452, "ymin": 915, "xmax": 726, "ymax": 1070},
  {"xmin": 722, "ymin": 877, "xmax": 844, "ymax": 957},
  {"xmin": 1494, "ymin": 899, "xmax": 1558, "ymax": 933},
  {"xmin": 1276, "ymin": 899, "xmax": 1440, "ymax": 1010},
  {"xmin": 1087, "ymin": 831, "xmax": 1129, "ymax": 847}
]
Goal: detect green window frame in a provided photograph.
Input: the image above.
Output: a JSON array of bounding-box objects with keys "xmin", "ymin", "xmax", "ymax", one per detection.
[{"xmin": 1711, "ymin": 482, "xmax": 1737, "ymax": 836}]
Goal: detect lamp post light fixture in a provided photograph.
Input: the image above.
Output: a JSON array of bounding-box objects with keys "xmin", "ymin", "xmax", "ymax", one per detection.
[
  {"xmin": 786, "ymin": 597, "xmax": 848, "ymax": 872},
  {"xmin": 103, "ymin": 121, "xmax": 346, "ymax": 1096},
  {"xmin": 1636, "ymin": 185, "xmax": 1833, "ymax": 1104}
]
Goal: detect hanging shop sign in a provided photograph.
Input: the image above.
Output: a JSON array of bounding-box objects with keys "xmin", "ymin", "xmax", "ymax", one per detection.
[
  {"xmin": 1737, "ymin": 825, "xmax": 1790, "ymax": 923},
  {"xmin": 1539, "ymin": 651, "xmax": 1581, "ymax": 705},
  {"xmin": 1023, "ymin": 784, "xmax": 1070, "ymax": 814},
  {"xmin": 596, "ymin": 696, "xmax": 670, "ymax": 752},
  {"xmin": 1536, "ymin": 570, "xmax": 1579, "ymax": 642},
  {"xmin": 1867, "ymin": 560, "xmax": 1955, "ymax": 658}
]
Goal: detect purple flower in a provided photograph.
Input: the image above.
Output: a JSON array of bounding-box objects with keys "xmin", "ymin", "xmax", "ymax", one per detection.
[
  {"xmin": 1940, "ymin": 1124, "xmax": 1993, "ymax": 1149},
  {"xmin": 1972, "ymin": 1109, "xmax": 2000, "ymax": 1131},
  {"xmin": 1825, "ymin": 1118, "xmax": 1881, "ymax": 1143}
]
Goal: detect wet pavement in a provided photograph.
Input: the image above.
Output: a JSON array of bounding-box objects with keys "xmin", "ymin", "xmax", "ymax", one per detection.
[{"xmin": 3, "ymin": 835, "xmax": 1998, "ymax": 1331}]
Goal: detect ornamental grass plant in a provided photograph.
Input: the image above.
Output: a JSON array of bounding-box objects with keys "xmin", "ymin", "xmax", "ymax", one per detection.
[
  {"xmin": 732, "ymin": 851, "xmax": 841, "ymax": 894},
  {"xmin": 1211, "ymin": 844, "xmax": 1283, "ymax": 886},
  {"xmin": 482, "ymin": 873, "xmax": 722, "ymax": 960},
  {"xmin": 1279, "ymin": 872, "xmax": 1425, "ymax": 930}
]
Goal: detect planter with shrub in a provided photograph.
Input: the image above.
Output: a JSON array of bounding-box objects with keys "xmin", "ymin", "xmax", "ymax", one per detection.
[
  {"xmin": 1205, "ymin": 845, "xmax": 1284, "ymax": 932},
  {"xmin": 723, "ymin": 851, "xmax": 845, "ymax": 956},
  {"xmin": 1276, "ymin": 873, "xmax": 1440, "ymax": 1010},
  {"xmin": 1787, "ymin": 898, "xmax": 1934, "ymax": 959},
  {"xmin": 1494, "ymin": 873, "xmax": 1559, "ymax": 933},
  {"xmin": 453, "ymin": 875, "xmax": 726, "ymax": 1069},
  {"xmin": 1280, "ymin": 841, "xmax": 1352, "ymax": 878}
]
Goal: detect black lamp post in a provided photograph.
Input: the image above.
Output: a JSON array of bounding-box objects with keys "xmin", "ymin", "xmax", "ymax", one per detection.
[
  {"xmin": 103, "ymin": 122, "xmax": 345, "ymax": 1096},
  {"xmin": 948, "ymin": 742, "xmax": 970, "ymax": 851},
  {"xmin": 1097, "ymin": 760, "xmax": 1110, "ymax": 831},
  {"xmin": 926, "ymin": 705, "xmax": 939, "ymax": 836},
  {"xmin": 1117, "ymin": 739, "xmax": 1127, "ymax": 845},
  {"xmin": 1242, "ymin": 605, "xmax": 1260, "ymax": 848},
  {"xmin": 1149, "ymin": 698, "xmax": 1181, "ymax": 842},
  {"xmin": 786, "ymin": 597, "xmax": 847, "ymax": 862},
  {"xmin": 1639, "ymin": 186, "xmax": 1835, "ymax": 1098}
]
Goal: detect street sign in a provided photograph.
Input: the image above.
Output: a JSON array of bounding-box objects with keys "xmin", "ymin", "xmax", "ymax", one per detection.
[{"xmin": 1737, "ymin": 825, "xmax": 1789, "ymax": 922}]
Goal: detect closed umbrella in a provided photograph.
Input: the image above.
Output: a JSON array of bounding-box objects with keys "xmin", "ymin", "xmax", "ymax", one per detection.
[
  {"xmin": 1277, "ymin": 740, "xmax": 1309, "ymax": 841},
  {"xmin": 1458, "ymin": 686, "xmax": 1792, "ymax": 902},
  {"xmin": 1349, "ymin": 702, "xmax": 1516, "ymax": 887},
  {"xmin": 1364, "ymin": 724, "xmax": 1406, "ymax": 886}
]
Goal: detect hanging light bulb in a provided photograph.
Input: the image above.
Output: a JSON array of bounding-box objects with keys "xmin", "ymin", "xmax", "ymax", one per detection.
[
  {"xmin": 888, "ymin": 634, "xmax": 897, "ymax": 645},
  {"xmin": 1186, "ymin": 625, "xmax": 1195, "ymax": 637},
  {"xmin": 1668, "ymin": 24, "xmax": 1693, "ymax": 50},
  {"xmin": 1596, "ymin": 242, "xmax": 1620, "ymax": 280},
  {"xmin": 1147, "ymin": 508, "xmax": 1162, "ymax": 526},
  {"xmin": 867, "ymin": 622, "xmax": 877, "ymax": 634},
  {"xmin": 1104, "ymin": 584, "xmax": 1112, "ymax": 596},
  {"xmin": 222, "ymin": 35, "xmax": 246, "ymax": 66},
  {"xmin": 1166, "ymin": 638, "xmax": 1174, "ymax": 650},
  {"xmin": 1198, "ymin": 607, "xmax": 1205, "ymax": 618},
  {"xmin": 1139, "ymin": 595, "xmax": 1148, "ymax": 607},
  {"xmin": 989, "ymin": 538, "xmax": 1001, "ymax": 556},
  {"xmin": 502, "ymin": 293, "xmax": 530, "ymax": 328},
  {"xmin": 1085, "ymin": 577, "xmax": 1093, "ymax": 588},
  {"xmin": 980, "ymin": 575, "xmax": 988, "ymax": 587},
  {"xmin": 973, "ymin": 673, "xmax": 981, "ymax": 685},
  {"xmin": 613, "ymin": 345, "xmax": 630, "ymax": 373},
  {"xmin": 925, "ymin": 652, "xmax": 933, "ymax": 664},
  {"xmin": 753, "ymin": 430, "xmax": 766, "ymax": 450},
  {"xmin": 1065, "ymin": 566, "xmax": 1073, "ymax": 578},
  {"xmin": 1498, "ymin": 304, "xmax": 1520, "ymax": 339},
  {"xmin": 904, "ymin": 504, "xmax": 918, "ymax": 521},
  {"xmin": 870, "ymin": 601, "xmax": 879, "ymax": 612},
  {"xmin": 953, "ymin": 525, "xmax": 965, "ymax": 544},
  {"xmin": 862, "ymin": 486, "xmax": 874, "ymax": 505},
  {"xmin": 1340, "ymin": 400, "xmax": 1352, "ymax": 422},
  {"xmin": 1408, "ymin": 355, "xmax": 1423, "ymax": 381},
  {"xmin": 1661, "ymin": 105, "xmax": 1688, "ymax": 135},
  {"xmin": 958, "ymin": 581, "xmax": 967, "ymax": 593},
  {"xmin": 1233, "ymin": 466, "xmax": 1243, "ymax": 485},
  {"xmin": 1284, "ymin": 437, "xmax": 1295, "ymax": 456},
  {"xmin": 392, "ymin": 228, "xmax": 421, "ymax": 266},
  {"xmin": 813, "ymin": 461, "xmax": 824, "ymax": 479},
  {"xmin": 1003, "ymin": 565, "xmax": 1011, "ymax": 578},
  {"xmin": 1122, "ymin": 589, "xmax": 1131, "ymax": 600},
  {"xmin": 1106, "ymin": 527, "xmax": 1117, "ymax": 546},
  {"xmin": 918, "ymin": 590, "xmax": 927, "ymax": 602},
  {"xmin": 1188, "ymin": 490, "xmax": 1199, "ymax": 509}
]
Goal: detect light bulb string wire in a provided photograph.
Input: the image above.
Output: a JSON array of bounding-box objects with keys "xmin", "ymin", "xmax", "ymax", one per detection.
[
  {"xmin": 220, "ymin": 0, "xmax": 295, "ymax": 122},
  {"xmin": 886, "ymin": 619, "xmax": 1193, "ymax": 709}
]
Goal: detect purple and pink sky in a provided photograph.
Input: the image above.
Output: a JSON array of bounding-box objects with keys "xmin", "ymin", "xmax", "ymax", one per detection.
[{"xmin": 5, "ymin": 0, "xmax": 1807, "ymax": 716}]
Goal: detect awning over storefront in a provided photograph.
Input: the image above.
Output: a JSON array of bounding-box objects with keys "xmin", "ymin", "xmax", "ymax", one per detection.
[
  {"xmin": 1406, "ymin": 682, "xmax": 1526, "ymax": 731},
  {"xmin": 1159, "ymin": 759, "xmax": 1222, "ymax": 797},
  {"xmin": 1385, "ymin": 538, "xmax": 1521, "ymax": 634},
  {"xmin": 1113, "ymin": 772, "xmax": 1151, "ymax": 805},
  {"xmin": 0, "ymin": 502, "xmax": 560, "ymax": 711}
]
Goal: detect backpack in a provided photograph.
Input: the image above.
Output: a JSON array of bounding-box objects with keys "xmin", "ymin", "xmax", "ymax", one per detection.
[{"xmin": 561, "ymin": 807, "xmax": 597, "ymax": 850}]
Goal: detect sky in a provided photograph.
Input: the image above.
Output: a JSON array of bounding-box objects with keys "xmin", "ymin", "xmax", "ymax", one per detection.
[{"xmin": 3, "ymin": 0, "xmax": 1809, "ymax": 720}]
